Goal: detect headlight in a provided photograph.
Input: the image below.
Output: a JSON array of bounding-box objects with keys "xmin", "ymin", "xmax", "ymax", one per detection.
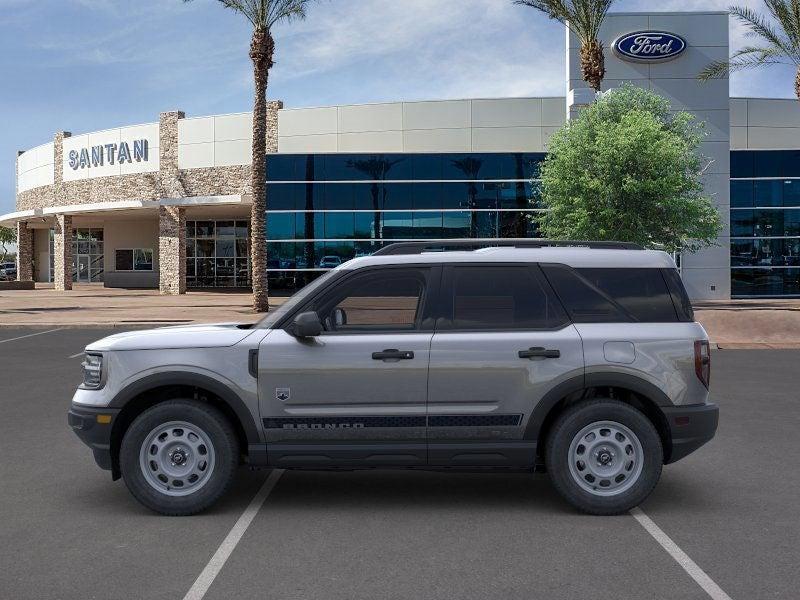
[{"xmin": 81, "ymin": 353, "xmax": 104, "ymax": 389}]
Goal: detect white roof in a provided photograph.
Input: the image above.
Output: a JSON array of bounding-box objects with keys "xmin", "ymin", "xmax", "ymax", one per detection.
[{"xmin": 341, "ymin": 246, "xmax": 676, "ymax": 270}]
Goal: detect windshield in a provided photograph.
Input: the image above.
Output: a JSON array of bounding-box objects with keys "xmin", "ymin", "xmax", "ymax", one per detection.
[{"xmin": 257, "ymin": 270, "xmax": 340, "ymax": 329}]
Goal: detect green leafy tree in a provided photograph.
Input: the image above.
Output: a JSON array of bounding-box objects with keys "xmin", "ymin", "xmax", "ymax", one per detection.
[
  {"xmin": 0, "ymin": 226, "xmax": 15, "ymax": 263},
  {"xmin": 184, "ymin": 0, "xmax": 314, "ymax": 311},
  {"xmin": 699, "ymin": 2, "xmax": 800, "ymax": 100},
  {"xmin": 536, "ymin": 84, "xmax": 722, "ymax": 253},
  {"xmin": 515, "ymin": 0, "xmax": 615, "ymax": 92}
]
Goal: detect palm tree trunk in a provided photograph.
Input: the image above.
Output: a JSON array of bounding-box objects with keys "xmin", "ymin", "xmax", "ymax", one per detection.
[
  {"xmin": 580, "ymin": 40, "xmax": 605, "ymax": 92},
  {"xmin": 250, "ymin": 29, "xmax": 274, "ymax": 312},
  {"xmin": 796, "ymin": 67, "xmax": 800, "ymax": 102}
]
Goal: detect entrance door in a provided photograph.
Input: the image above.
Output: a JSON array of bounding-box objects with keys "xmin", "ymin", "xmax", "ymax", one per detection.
[
  {"xmin": 427, "ymin": 264, "xmax": 584, "ymax": 467},
  {"xmin": 258, "ymin": 265, "xmax": 438, "ymax": 468},
  {"xmin": 77, "ymin": 255, "xmax": 90, "ymax": 282}
]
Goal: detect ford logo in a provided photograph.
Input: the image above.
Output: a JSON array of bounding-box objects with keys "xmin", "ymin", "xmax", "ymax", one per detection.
[{"xmin": 613, "ymin": 31, "xmax": 686, "ymax": 62}]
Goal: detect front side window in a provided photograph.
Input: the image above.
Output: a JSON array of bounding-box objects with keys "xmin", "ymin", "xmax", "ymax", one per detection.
[
  {"xmin": 311, "ymin": 269, "xmax": 428, "ymax": 333},
  {"xmin": 440, "ymin": 266, "xmax": 568, "ymax": 331}
]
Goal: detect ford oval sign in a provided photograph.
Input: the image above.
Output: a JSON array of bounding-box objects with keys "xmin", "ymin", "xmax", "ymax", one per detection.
[{"xmin": 613, "ymin": 31, "xmax": 686, "ymax": 62}]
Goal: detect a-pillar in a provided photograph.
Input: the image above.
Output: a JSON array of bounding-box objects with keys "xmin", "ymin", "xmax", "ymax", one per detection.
[
  {"xmin": 158, "ymin": 205, "xmax": 186, "ymax": 295},
  {"xmin": 53, "ymin": 214, "xmax": 73, "ymax": 291},
  {"xmin": 15, "ymin": 221, "xmax": 33, "ymax": 282}
]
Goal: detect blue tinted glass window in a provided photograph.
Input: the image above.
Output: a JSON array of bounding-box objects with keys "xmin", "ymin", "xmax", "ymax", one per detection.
[
  {"xmin": 445, "ymin": 155, "xmax": 485, "ymax": 180},
  {"xmin": 516, "ymin": 153, "xmax": 545, "ymax": 179},
  {"xmin": 408, "ymin": 182, "xmax": 441, "ymax": 209},
  {"xmin": 353, "ymin": 183, "xmax": 379, "ymax": 210},
  {"xmin": 500, "ymin": 211, "xmax": 530, "ymax": 237},
  {"xmin": 754, "ymin": 151, "xmax": 783, "ymax": 177},
  {"xmin": 498, "ymin": 182, "xmax": 529, "ymax": 209},
  {"xmin": 730, "ymin": 181, "xmax": 753, "ymax": 208},
  {"xmin": 293, "ymin": 212, "xmax": 323, "ymax": 239},
  {"xmin": 266, "ymin": 155, "xmax": 297, "ymax": 181},
  {"xmin": 753, "ymin": 209, "xmax": 784, "ymax": 236},
  {"xmin": 781, "ymin": 150, "xmax": 800, "ymax": 177},
  {"xmin": 266, "ymin": 213, "xmax": 295, "ymax": 240},
  {"xmin": 354, "ymin": 213, "xmax": 377, "ymax": 239},
  {"xmin": 730, "ymin": 210, "xmax": 753, "ymax": 237},
  {"xmin": 412, "ymin": 154, "xmax": 442, "ymax": 180},
  {"xmin": 382, "ymin": 183, "xmax": 413, "ymax": 210},
  {"xmin": 783, "ymin": 180, "xmax": 800, "ymax": 206},
  {"xmin": 382, "ymin": 212, "xmax": 414, "ymax": 239},
  {"xmin": 325, "ymin": 213, "xmax": 354, "ymax": 238},
  {"xmin": 754, "ymin": 180, "xmax": 783, "ymax": 207},
  {"xmin": 413, "ymin": 212, "xmax": 443, "ymax": 237},
  {"xmin": 784, "ymin": 209, "xmax": 800, "ymax": 236},
  {"xmin": 266, "ymin": 184, "xmax": 298, "ymax": 210},
  {"xmin": 730, "ymin": 151, "xmax": 754, "ymax": 178},
  {"xmin": 442, "ymin": 212, "xmax": 471, "ymax": 238},
  {"xmin": 440, "ymin": 183, "xmax": 468, "ymax": 209},
  {"xmin": 324, "ymin": 183, "xmax": 354, "ymax": 210}
]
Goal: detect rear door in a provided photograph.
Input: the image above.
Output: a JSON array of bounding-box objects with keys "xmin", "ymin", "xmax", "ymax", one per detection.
[
  {"xmin": 258, "ymin": 265, "xmax": 438, "ymax": 468},
  {"xmin": 426, "ymin": 264, "xmax": 584, "ymax": 467}
]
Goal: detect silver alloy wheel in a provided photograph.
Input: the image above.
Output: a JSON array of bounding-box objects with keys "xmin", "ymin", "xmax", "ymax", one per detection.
[
  {"xmin": 138, "ymin": 420, "xmax": 216, "ymax": 497},
  {"xmin": 567, "ymin": 420, "xmax": 644, "ymax": 497}
]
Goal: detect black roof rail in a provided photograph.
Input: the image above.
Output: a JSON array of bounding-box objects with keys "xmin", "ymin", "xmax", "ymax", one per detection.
[{"xmin": 372, "ymin": 239, "xmax": 644, "ymax": 256}]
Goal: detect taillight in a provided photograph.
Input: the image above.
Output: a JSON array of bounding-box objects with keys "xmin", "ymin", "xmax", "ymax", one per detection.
[{"xmin": 694, "ymin": 340, "xmax": 710, "ymax": 389}]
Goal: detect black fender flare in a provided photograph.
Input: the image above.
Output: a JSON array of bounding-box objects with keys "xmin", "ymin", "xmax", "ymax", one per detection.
[
  {"xmin": 523, "ymin": 372, "xmax": 672, "ymax": 441},
  {"xmin": 109, "ymin": 371, "xmax": 261, "ymax": 444}
]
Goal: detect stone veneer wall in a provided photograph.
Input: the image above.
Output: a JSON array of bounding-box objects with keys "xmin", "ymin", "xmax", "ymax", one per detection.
[
  {"xmin": 158, "ymin": 205, "xmax": 186, "ymax": 295},
  {"xmin": 53, "ymin": 214, "xmax": 73, "ymax": 291},
  {"xmin": 15, "ymin": 222, "xmax": 33, "ymax": 281}
]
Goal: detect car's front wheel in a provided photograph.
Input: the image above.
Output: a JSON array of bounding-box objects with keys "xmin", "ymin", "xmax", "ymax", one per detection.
[
  {"xmin": 545, "ymin": 399, "xmax": 663, "ymax": 515},
  {"xmin": 120, "ymin": 400, "xmax": 238, "ymax": 515}
]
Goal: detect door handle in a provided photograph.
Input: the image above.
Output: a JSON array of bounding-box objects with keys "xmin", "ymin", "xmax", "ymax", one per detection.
[
  {"xmin": 518, "ymin": 347, "xmax": 560, "ymax": 359},
  {"xmin": 372, "ymin": 349, "xmax": 414, "ymax": 360}
]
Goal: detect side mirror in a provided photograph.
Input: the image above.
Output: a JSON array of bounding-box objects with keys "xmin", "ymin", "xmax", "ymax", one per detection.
[{"xmin": 290, "ymin": 311, "xmax": 323, "ymax": 338}]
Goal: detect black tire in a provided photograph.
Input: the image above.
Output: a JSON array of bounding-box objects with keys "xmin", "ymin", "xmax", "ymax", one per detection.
[
  {"xmin": 120, "ymin": 400, "xmax": 239, "ymax": 516},
  {"xmin": 545, "ymin": 399, "xmax": 663, "ymax": 516}
]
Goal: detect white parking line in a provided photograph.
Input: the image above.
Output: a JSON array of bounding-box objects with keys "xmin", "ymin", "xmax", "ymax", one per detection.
[
  {"xmin": 0, "ymin": 329, "xmax": 63, "ymax": 344},
  {"xmin": 630, "ymin": 507, "xmax": 733, "ymax": 600},
  {"xmin": 68, "ymin": 352, "xmax": 83, "ymax": 359},
  {"xmin": 183, "ymin": 469, "xmax": 285, "ymax": 600}
]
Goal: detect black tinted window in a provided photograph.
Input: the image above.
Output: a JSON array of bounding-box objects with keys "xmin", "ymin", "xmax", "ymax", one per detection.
[
  {"xmin": 542, "ymin": 265, "xmax": 628, "ymax": 323},
  {"xmin": 662, "ymin": 268, "xmax": 694, "ymax": 322},
  {"xmin": 442, "ymin": 266, "xmax": 567, "ymax": 330},
  {"xmin": 313, "ymin": 269, "xmax": 428, "ymax": 332},
  {"xmin": 577, "ymin": 268, "xmax": 678, "ymax": 322}
]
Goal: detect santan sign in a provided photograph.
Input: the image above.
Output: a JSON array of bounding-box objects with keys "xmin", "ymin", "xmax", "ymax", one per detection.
[
  {"xmin": 613, "ymin": 31, "xmax": 687, "ymax": 62},
  {"xmin": 67, "ymin": 139, "xmax": 149, "ymax": 170}
]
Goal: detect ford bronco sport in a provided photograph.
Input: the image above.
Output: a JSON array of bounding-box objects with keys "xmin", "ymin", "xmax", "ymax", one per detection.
[{"xmin": 68, "ymin": 240, "xmax": 718, "ymax": 516}]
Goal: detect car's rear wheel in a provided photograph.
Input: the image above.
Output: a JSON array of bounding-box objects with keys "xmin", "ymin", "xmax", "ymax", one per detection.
[
  {"xmin": 545, "ymin": 399, "xmax": 663, "ymax": 515},
  {"xmin": 120, "ymin": 400, "xmax": 238, "ymax": 516}
]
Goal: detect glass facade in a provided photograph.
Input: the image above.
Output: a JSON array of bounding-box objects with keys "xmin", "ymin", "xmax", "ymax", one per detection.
[
  {"xmin": 731, "ymin": 151, "xmax": 800, "ymax": 296},
  {"xmin": 265, "ymin": 153, "xmax": 545, "ymax": 292},
  {"xmin": 186, "ymin": 220, "xmax": 251, "ymax": 288}
]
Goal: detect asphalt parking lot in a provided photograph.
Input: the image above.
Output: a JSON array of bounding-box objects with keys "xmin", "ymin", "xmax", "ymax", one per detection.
[{"xmin": 1, "ymin": 328, "xmax": 798, "ymax": 600}]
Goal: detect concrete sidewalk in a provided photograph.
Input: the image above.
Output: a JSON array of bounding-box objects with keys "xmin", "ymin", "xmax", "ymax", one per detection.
[
  {"xmin": 0, "ymin": 284, "xmax": 282, "ymax": 328},
  {"xmin": 2, "ymin": 284, "xmax": 800, "ymax": 347}
]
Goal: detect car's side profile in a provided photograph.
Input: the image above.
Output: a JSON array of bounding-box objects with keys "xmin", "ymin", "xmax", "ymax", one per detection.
[{"xmin": 68, "ymin": 241, "xmax": 718, "ymax": 516}]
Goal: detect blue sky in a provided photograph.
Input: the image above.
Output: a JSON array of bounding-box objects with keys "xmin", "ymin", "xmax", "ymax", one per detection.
[{"xmin": 1, "ymin": 0, "xmax": 797, "ymax": 215}]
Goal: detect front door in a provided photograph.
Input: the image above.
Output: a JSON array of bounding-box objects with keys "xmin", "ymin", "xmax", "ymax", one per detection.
[
  {"xmin": 258, "ymin": 265, "xmax": 438, "ymax": 468},
  {"xmin": 427, "ymin": 264, "xmax": 584, "ymax": 467},
  {"xmin": 77, "ymin": 255, "xmax": 90, "ymax": 282}
]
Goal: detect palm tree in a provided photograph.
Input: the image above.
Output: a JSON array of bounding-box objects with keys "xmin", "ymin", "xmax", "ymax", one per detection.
[
  {"xmin": 515, "ymin": 0, "xmax": 615, "ymax": 92},
  {"xmin": 185, "ymin": 0, "xmax": 313, "ymax": 311},
  {"xmin": 699, "ymin": 2, "xmax": 800, "ymax": 101}
]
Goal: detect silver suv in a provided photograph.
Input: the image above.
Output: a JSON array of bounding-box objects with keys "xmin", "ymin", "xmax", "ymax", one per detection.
[{"xmin": 68, "ymin": 241, "xmax": 718, "ymax": 516}]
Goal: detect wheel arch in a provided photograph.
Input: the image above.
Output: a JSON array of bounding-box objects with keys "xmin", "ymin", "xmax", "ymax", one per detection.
[
  {"xmin": 108, "ymin": 372, "xmax": 260, "ymax": 480},
  {"xmin": 526, "ymin": 373, "xmax": 674, "ymax": 464}
]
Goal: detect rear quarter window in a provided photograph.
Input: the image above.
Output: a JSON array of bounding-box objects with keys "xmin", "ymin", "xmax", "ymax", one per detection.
[
  {"xmin": 542, "ymin": 265, "xmax": 682, "ymax": 323},
  {"xmin": 576, "ymin": 268, "xmax": 679, "ymax": 322}
]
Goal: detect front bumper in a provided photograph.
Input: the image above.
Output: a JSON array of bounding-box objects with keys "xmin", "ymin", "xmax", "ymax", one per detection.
[
  {"xmin": 68, "ymin": 405, "xmax": 121, "ymax": 472},
  {"xmin": 663, "ymin": 402, "xmax": 719, "ymax": 464}
]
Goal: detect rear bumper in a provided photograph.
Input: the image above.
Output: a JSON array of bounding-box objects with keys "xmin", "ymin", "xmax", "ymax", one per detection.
[
  {"xmin": 663, "ymin": 402, "xmax": 719, "ymax": 464},
  {"xmin": 68, "ymin": 405, "xmax": 121, "ymax": 472}
]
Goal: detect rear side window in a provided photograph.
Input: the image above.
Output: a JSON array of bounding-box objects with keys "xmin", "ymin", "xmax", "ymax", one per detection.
[
  {"xmin": 662, "ymin": 268, "xmax": 695, "ymax": 322},
  {"xmin": 440, "ymin": 266, "xmax": 568, "ymax": 330},
  {"xmin": 541, "ymin": 265, "xmax": 629, "ymax": 323},
  {"xmin": 577, "ymin": 268, "xmax": 678, "ymax": 322}
]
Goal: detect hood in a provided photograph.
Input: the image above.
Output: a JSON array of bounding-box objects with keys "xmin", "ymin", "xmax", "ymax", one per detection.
[{"xmin": 85, "ymin": 323, "xmax": 257, "ymax": 352}]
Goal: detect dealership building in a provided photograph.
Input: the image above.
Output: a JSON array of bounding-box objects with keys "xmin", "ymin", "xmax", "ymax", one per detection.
[{"xmin": 4, "ymin": 10, "xmax": 800, "ymax": 300}]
